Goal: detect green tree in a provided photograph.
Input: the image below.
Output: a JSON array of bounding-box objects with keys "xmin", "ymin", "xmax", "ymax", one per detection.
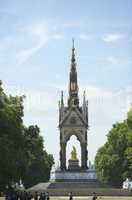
[
  {"xmin": 95, "ymin": 108, "xmax": 132, "ymax": 186},
  {"xmin": 23, "ymin": 125, "xmax": 54, "ymax": 187},
  {"xmin": 0, "ymin": 82, "xmax": 27, "ymax": 188},
  {"xmin": 0, "ymin": 81, "xmax": 54, "ymax": 190}
]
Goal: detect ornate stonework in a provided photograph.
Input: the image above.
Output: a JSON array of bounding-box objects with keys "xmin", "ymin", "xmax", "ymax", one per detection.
[{"xmin": 58, "ymin": 40, "xmax": 88, "ymax": 171}]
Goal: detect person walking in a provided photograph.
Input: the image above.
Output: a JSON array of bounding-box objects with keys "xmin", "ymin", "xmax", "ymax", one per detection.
[{"xmin": 92, "ymin": 192, "xmax": 97, "ymax": 200}]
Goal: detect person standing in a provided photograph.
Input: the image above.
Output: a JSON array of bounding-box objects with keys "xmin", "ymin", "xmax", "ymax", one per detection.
[
  {"xmin": 42, "ymin": 192, "xmax": 46, "ymax": 200},
  {"xmin": 46, "ymin": 192, "xmax": 49, "ymax": 200},
  {"xmin": 92, "ymin": 192, "xmax": 97, "ymax": 200},
  {"xmin": 34, "ymin": 192, "xmax": 38, "ymax": 200},
  {"xmin": 39, "ymin": 193, "xmax": 43, "ymax": 200},
  {"xmin": 69, "ymin": 192, "xmax": 73, "ymax": 200}
]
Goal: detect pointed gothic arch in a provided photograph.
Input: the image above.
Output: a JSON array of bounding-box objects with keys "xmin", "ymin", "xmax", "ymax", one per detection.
[
  {"xmin": 59, "ymin": 127, "xmax": 88, "ymax": 170},
  {"xmin": 66, "ymin": 135, "xmax": 81, "ymax": 168}
]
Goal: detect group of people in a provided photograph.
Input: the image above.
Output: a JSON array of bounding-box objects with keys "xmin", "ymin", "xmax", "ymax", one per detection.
[
  {"xmin": 5, "ymin": 191, "xmax": 50, "ymax": 200},
  {"xmin": 4, "ymin": 190, "xmax": 97, "ymax": 200}
]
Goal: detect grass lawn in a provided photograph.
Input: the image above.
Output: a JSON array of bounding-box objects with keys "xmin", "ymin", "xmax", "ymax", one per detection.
[{"xmin": 1, "ymin": 197, "xmax": 132, "ymax": 200}]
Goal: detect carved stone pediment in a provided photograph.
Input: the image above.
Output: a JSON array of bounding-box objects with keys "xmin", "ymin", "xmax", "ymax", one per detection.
[{"xmin": 59, "ymin": 107, "xmax": 88, "ymax": 128}]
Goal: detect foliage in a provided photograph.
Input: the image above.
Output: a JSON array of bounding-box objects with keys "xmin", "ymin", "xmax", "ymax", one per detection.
[
  {"xmin": 95, "ymin": 108, "xmax": 132, "ymax": 186},
  {"xmin": 23, "ymin": 125, "xmax": 54, "ymax": 187},
  {"xmin": 0, "ymin": 81, "xmax": 54, "ymax": 190}
]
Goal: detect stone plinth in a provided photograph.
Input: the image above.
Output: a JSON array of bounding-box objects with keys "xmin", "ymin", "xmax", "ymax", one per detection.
[
  {"xmin": 68, "ymin": 159, "xmax": 80, "ymax": 171},
  {"xmin": 50, "ymin": 169, "xmax": 97, "ymax": 182}
]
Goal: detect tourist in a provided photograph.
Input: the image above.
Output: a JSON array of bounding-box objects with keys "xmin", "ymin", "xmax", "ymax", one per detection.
[
  {"xmin": 25, "ymin": 192, "xmax": 29, "ymax": 200},
  {"xmin": 19, "ymin": 192, "xmax": 23, "ymax": 200},
  {"xmin": 28, "ymin": 192, "xmax": 33, "ymax": 200},
  {"xmin": 15, "ymin": 191, "xmax": 19, "ymax": 200},
  {"xmin": 22, "ymin": 191, "xmax": 28, "ymax": 200},
  {"xmin": 5, "ymin": 193, "xmax": 9, "ymax": 200},
  {"xmin": 42, "ymin": 192, "xmax": 46, "ymax": 200},
  {"xmin": 39, "ymin": 193, "xmax": 43, "ymax": 200},
  {"xmin": 92, "ymin": 192, "xmax": 97, "ymax": 200},
  {"xmin": 46, "ymin": 192, "xmax": 50, "ymax": 200},
  {"xmin": 69, "ymin": 192, "xmax": 73, "ymax": 200},
  {"xmin": 34, "ymin": 192, "xmax": 38, "ymax": 200}
]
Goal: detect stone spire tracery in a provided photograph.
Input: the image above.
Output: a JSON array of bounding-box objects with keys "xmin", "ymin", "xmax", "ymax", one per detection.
[{"xmin": 68, "ymin": 39, "xmax": 79, "ymax": 107}]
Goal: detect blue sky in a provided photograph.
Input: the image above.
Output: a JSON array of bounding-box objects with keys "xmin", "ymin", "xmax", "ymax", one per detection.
[{"xmin": 0, "ymin": 0, "xmax": 132, "ymax": 164}]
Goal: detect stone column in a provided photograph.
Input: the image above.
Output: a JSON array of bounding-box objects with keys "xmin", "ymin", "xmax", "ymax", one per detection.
[
  {"xmin": 81, "ymin": 143, "xmax": 88, "ymax": 170},
  {"xmin": 60, "ymin": 143, "xmax": 66, "ymax": 170}
]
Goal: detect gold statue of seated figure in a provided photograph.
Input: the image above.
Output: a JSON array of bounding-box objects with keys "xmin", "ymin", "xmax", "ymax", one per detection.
[{"xmin": 70, "ymin": 146, "xmax": 78, "ymax": 160}]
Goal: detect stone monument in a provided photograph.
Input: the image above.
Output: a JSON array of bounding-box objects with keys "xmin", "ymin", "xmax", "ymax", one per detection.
[
  {"xmin": 28, "ymin": 42, "xmax": 132, "ymax": 196},
  {"xmin": 50, "ymin": 40, "xmax": 96, "ymax": 181}
]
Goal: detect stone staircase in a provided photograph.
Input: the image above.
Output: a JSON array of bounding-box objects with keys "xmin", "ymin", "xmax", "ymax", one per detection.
[
  {"xmin": 48, "ymin": 180, "xmax": 107, "ymax": 189},
  {"xmin": 28, "ymin": 180, "xmax": 131, "ymax": 196}
]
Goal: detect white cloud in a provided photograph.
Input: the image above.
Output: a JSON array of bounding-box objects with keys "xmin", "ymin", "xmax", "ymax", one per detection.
[
  {"xmin": 103, "ymin": 33, "xmax": 124, "ymax": 42},
  {"xmin": 79, "ymin": 85, "xmax": 129, "ymax": 125},
  {"xmin": 0, "ymin": 21, "xmax": 64, "ymax": 64},
  {"xmin": 16, "ymin": 44, "xmax": 43, "ymax": 64},
  {"xmin": 16, "ymin": 22, "xmax": 64, "ymax": 64}
]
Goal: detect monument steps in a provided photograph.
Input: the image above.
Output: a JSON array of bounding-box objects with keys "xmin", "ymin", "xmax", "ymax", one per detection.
[
  {"xmin": 27, "ymin": 182, "xmax": 131, "ymax": 196},
  {"xmin": 48, "ymin": 180, "xmax": 108, "ymax": 189}
]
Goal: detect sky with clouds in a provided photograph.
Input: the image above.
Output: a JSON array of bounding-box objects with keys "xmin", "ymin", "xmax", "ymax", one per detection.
[{"xmin": 0, "ymin": 0, "xmax": 132, "ymax": 164}]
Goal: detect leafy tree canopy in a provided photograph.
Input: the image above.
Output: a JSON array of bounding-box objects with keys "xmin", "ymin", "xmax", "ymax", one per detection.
[
  {"xmin": 95, "ymin": 108, "xmax": 132, "ymax": 186},
  {"xmin": 0, "ymin": 81, "xmax": 54, "ymax": 190}
]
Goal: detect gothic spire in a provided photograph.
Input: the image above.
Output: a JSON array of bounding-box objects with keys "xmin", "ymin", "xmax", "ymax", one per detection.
[{"xmin": 68, "ymin": 39, "xmax": 79, "ymax": 107}]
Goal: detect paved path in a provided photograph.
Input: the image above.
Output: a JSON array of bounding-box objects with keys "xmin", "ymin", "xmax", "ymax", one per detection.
[
  {"xmin": 1, "ymin": 196, "xmax": 132, "ymax": 200},
  {"xmin": 50, "ymin": 197, "xmax": 132, "ymax": 200}
]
